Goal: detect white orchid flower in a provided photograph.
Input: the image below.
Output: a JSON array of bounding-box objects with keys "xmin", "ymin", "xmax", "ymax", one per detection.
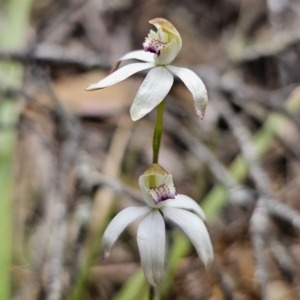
[
  {"xmin": 86, "ymin": 18, "xmax": 208, "ymax": 121},
  {"xmin": 102, "ymin": 164, "xmax": 213, "ymax": 286}
]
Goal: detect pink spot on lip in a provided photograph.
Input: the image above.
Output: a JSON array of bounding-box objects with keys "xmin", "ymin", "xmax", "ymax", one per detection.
[
  {"xmin": 149, "ymin": 184, "xmax": 176, "ymax": 204},
  {"xmin": 143, "ymin": 44, "xmax": 161, "ymax": 56},
  {"xmin": 143, "ymin": 39, "xmax": 166, "ymax": 57}
]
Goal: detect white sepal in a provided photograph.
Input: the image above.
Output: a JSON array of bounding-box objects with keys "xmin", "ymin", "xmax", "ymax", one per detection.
[
  {"xmin": 137, "ymin": 210, "xmax": 165, "ymax": 286},
  {"xmin": 130, "ymin": 66, "xmax": 173, "ymax": 121},
  {"xmin": 163, "ymin": 194, "xmax": 206, "ymax": 221},
  {"xmin": 85, "ymin": 62, "xmax": 155, "ymax": 91},
  {"xmin": 149, "ymin": 18, "xmax": 182, "ymax": 60},
  {"xmin": 162, "ymin": 207, "xmax": 213, "ymax": 268},
  {"xmin": 102, "ymin": 206, "xmax": 150, "ymax": 259},
  {"xmin": 167, "ymin": 65, "xmax": 208, "ymax": 119}
]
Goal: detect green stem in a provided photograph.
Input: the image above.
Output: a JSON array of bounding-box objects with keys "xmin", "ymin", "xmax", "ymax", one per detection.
[
  {"xmin": 152, "ymin": 100, "xmax": 165, "ymax": 164},
  {"xmin": 0, "ymin": 0, "xmax": 33, "ymax": 299},
  {"xmin": 149, "ymin": 285, "xmax": 155, "ymax": 300}
]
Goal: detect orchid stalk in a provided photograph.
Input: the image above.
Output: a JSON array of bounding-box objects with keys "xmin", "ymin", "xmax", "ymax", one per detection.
[
  {"xmin": 152, "ymin": 100, "xmax": 165, "ymax": 164},
  {"xmin": 85, "ymin": 17, "xmax": 213, "ymax": 296}
]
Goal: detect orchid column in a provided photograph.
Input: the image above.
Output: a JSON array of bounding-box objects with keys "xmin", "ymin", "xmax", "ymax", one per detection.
[{"xmin": 86, "ymin": 18, "xmax": 213, "ymax": 298}]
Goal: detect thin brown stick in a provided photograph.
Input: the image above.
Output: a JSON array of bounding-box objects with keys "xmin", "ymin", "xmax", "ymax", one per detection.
[{"xmin": 0, "ymin": 44, "xmax": 109, "ymax": 70}]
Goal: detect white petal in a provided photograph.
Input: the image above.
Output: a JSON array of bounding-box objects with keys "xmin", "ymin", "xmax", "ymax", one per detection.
[
  {"xmin": 163, "ymin": 194, "xmax": 206, "ymax": 221},
  {"xmin": 111, "ymin": 50, "xmax": 155, "ymax": 72},
  {"xmin": 139, "ymin": 175, "xmax": 157, "ymax": 208},
  {"xmin": 166, "ymin": 65, "xmax": 208, "ymax": 119},
  {"xmin": 154, "ymin": 39, "xmax": 180, "ymax": 65},
  {"xmin": 102, "ymin": 206, "xmax": 151, "ymax": 259},
  {"xmin": 137, "ymin": 210, "xmax": 165, "ymax": 286},
  {"xmin": 162, "ymin": 207, "xmax": 213, "ymax": 268},
  {"xmin": 130, "ymin": 67, "xmax": 174, "ymax": 121},
  {"xmin": 85, "ymin": 62, "xmax": 155, "ymax": 91}
]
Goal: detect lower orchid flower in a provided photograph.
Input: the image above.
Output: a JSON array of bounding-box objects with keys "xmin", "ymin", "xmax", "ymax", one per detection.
[
  {"xmin": 102, "ymin": 164, "xmax": 213, "ymax": 286},
  {"xmin": 85, "ymin": 18, "xmax": 208, "ymax": 122}
]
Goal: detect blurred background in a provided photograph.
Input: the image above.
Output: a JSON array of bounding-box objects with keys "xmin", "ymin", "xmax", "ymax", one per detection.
[{"xmin": 1, "ymin": 0, "xmax": 300, "ymax": 299}]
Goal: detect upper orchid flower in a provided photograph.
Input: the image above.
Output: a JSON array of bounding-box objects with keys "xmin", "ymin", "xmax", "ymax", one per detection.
[
  {"xmin": 86, "ymin": 18, "xmax": 208, "ymax": 121},
  {"xmin": 102, "ymin": 164, "xmax": 213, "ymax": 286}
]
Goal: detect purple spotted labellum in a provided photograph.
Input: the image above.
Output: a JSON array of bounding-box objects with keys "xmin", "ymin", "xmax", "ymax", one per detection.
[
  {"xmin": 143, "ymin": 39, "xmax": 166, "ymax": 57},
  {"xmin": 149, "ymin": 184, "xmax": 175, "ymax": 204}
]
